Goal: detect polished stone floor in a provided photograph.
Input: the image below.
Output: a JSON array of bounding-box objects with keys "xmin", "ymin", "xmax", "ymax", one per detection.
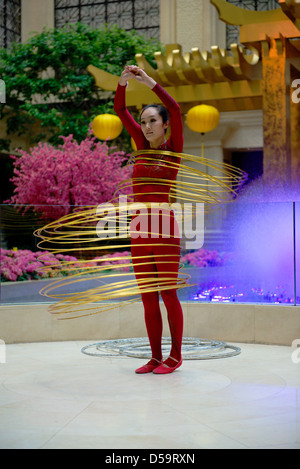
[{"xmin": 0, "ymin": 341, "xmax": 299, "ymax": 449}]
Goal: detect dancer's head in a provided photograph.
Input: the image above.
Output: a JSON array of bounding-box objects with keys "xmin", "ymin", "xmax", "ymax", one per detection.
[{"xmin": 140, "ymin": 105, "xmax": 169, "ymax": 146}]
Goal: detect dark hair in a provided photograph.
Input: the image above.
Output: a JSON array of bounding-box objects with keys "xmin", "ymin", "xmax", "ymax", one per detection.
[
  {"xmin": 140, "ymin": 104, "xmax": 169, "ymax": 123},
  {"xmin": 140, "ymin": 104, "xmax": 169, "ymax": 134}
]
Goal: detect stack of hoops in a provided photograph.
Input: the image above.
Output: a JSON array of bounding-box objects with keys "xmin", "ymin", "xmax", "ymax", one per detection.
[{"xmin": 34, "ymin": 149, "xmax": 247, "ymax": 319}]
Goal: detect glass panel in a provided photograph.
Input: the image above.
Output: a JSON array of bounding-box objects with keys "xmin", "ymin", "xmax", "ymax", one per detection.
[
  {"xmin": 81, "ymin": 5, "xmax": 106, "ymax": 29},
  {"xmin": 0, "ymin": 0, "xmax": 21, "ymax": 49},
  {"xmin": 0, "ymin": 202, "xmax": 297, "ymax": 307},
  {"xmin": 54, "ymin": 0, "xmax": 160, "ymax": 40},
  {"xmin": 178, "ymin": 201, "xmax": 295, "ymax": 305},
  {"xmin": 226, "ymin": 0, "xmax": 280, "ymax": 48},
  {"xmin": 226, "ymin": 0, "xmax": 279, "ymax": 9},
  {"xmin": 0, "ymin": 204, "xmax": 136, "ymax": 306},
  {"xmin": 296, "ymin": 202, "xmax": 300, "ymax": 305},
  {"xmin": 106, "ymin": 1, "xmax": 133, "ymax": 30}
]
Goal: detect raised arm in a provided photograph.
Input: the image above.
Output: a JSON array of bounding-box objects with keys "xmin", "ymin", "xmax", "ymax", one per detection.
[
  {"xmin": 114, "ymin": 66, "xmax": 183, "ymax": 152},
  {"xmin": 114, "ymin": 83, "xmax": 146, "ymax": 149},
  {"xmin": 151, "ymin": 84, "xmax": 183, "ymax": 153}
]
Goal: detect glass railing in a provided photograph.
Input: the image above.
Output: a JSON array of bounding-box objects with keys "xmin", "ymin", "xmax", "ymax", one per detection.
[
  {"xmin": 0, "ymin": 202, "xmax": 299, "ymax": 306},
  {"xmin": 180, "ymin": 201, "xmax": 298, "ymax": 305},
  {"xmin": 296, "ymin": 202, "xmax": 300, "ymax": 306}
]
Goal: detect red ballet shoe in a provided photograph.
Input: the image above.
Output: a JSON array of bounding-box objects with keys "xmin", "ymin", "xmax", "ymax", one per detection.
[
  {"xmin": 153, "ymin": 357, "xmax": 183, "ymax": 374},
  {"xmin": 135, "ymin": 358, "xmax": 162, "ymax": 374}
]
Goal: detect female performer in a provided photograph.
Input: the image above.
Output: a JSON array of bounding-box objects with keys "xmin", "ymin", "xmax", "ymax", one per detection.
[{"xmin": 114, "ymin": 65, "xmax": 184, "ymax": 374}]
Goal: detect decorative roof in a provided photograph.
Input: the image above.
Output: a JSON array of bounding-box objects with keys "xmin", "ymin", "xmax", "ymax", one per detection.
[{"xmin": 87, "ymin": 0, "xmax": 300, "ymax": 112}]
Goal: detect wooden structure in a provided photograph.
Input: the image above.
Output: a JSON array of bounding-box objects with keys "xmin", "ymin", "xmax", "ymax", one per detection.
[{"xmin": 88, "ymin": 0, "xmax": 300, "ymax": 188}]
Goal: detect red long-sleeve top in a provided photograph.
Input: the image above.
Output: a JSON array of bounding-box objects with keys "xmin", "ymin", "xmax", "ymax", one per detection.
[{"xmin": 114, "ymin": 83, "xmax": 183, "ymax": 203}]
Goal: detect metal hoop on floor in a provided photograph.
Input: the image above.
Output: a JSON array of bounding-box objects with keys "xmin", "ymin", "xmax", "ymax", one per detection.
[{"xmin": 81, "ymin": 337, "xmax": 241, "ymax": 360}]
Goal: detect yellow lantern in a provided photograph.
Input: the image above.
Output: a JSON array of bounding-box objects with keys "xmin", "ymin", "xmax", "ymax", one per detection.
[
  {"xmin": 92, "ymin": 114, "xmax": 123, "ymax": 140},
  {"xmin": 131, "ymin": 137, "xmax": 137, "ymax": 151},
  {"xmin": 186, "ymin": 105, "xmax": 220, "ymax": 134}
]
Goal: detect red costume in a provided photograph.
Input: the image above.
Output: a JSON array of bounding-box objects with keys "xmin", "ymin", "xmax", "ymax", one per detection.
[{"xmin": 114, "ymin": 83, "xmax": 184, "ymax": 369}]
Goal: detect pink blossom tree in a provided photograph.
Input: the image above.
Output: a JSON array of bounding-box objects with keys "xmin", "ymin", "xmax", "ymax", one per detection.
[{"xmin": 6, "ymin": 129, "xmax": 132, "ymax": 220}]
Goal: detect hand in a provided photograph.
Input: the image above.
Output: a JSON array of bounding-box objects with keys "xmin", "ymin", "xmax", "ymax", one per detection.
[
  {"xmin": 119, "ymin": 65, "xmax": 156, "ymax": 89},
  {"xmin": 119, "ymin": 68, "xmax": 132, "ymax": 86}
]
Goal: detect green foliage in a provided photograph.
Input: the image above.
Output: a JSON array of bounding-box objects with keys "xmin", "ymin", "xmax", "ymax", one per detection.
[{"xmin": 0, "ymin": 23, "xmax": 162, "ymax": 150}]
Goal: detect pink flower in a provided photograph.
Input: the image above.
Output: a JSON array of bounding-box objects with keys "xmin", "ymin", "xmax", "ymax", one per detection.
[
  {"xmin": 6, "ymin": 131, "xmax": 133, "ymax": 220},
  {"xmin": 1, "ymin": 246, "xmax": 229, "ymax": 283},
  {"xmin": 180, "ymin": 248, "xmax": 226, "ymax": 269}
]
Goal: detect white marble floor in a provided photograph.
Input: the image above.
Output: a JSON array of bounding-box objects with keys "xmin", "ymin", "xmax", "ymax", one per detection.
[{"xmin": 0, "ymin": 341, "xmax": 299, "ymax": 449}]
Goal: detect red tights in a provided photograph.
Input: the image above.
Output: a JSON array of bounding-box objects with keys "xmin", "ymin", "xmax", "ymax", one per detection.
[{"xmin": 131, "ymin": 241, "xmax": 183, "ymax": 364}]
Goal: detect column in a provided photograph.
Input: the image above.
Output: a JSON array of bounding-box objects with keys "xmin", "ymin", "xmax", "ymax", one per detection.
[
  {"xmin": 160, "ymin": 0, "xmax": 226, "ymax": 53},
  {"xmin": 291, "ymin": 67, "xmax": 300, "ymax": 186},
  {"xmin": 261, "ymin": 37, "xmax": 292, "ymax": 191},
  {"xmin": 160, "ymin": 0, "xmax": 177, "ymax": 45},
  {"xmin": 176, "ymin": 0, "xmax": 226, "ymax": 53},
  {"xmin": 21, "ymin": 0, "xmax": 55, "ymax": 42}
]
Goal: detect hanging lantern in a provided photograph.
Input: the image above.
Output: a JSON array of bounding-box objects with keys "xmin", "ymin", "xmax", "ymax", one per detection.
[
  {"xmin": 92, "ymin": 114, "xmax": 123, "ymax": 140},
  {"xmin": 131, "ymin": 137, "xmax": 137, "ymax": 151},
  {"xmin": 186, "ymin": 105, "xmax": 220, "ymax": 134}
]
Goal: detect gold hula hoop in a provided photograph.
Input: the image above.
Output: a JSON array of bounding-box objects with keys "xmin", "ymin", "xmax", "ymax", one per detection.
[{"xmin": 34, "ymin": 149, "xmax": 247, "ymax": 319}]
